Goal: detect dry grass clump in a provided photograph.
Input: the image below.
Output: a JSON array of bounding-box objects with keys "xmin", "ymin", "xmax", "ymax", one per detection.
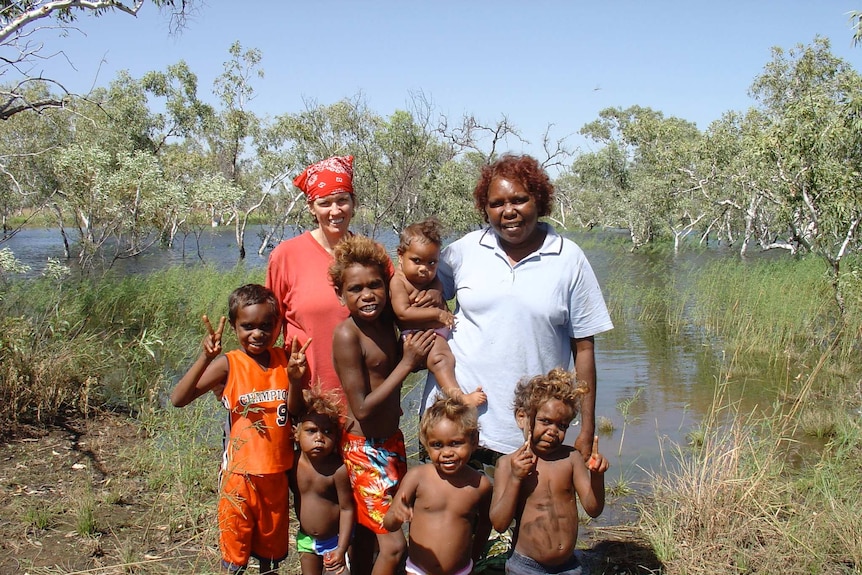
[
  {"xmin": 0, "ymin": 315, "xmax": 106, "ymax": 430},
  {"xmin": 638, "ymin": 355, "xmax": 862, "ymax": 575}
]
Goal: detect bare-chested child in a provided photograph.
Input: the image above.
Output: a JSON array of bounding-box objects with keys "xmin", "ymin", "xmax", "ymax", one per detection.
[
  {"xmin": 383, "ymin": 397, "xmax": 492, "ymax": 575},
  {"xmin": 390, "ymin": 218, "xmax": 486, "ymax": 408},
  {"xmin": 290, "ymin": 386, "xmax": 355, "ymax": 575},
  {"xmin": 329, "ymin": 235, "xmax": 436, "ymax": 575},
  {"xmin": 489, "ymin": 368, "xmax": 610, "ymax": 575}
]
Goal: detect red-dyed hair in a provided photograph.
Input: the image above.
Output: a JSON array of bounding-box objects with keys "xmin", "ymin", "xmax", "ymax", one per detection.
[{"xmin": 473, "ymin": 154, "xmax": 554, "ymax": 223}]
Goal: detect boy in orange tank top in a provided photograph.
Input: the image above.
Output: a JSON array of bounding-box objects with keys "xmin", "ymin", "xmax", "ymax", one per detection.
[{"xmin": 171, "ymin": 284, "xmax": 310, "ymax": 574}]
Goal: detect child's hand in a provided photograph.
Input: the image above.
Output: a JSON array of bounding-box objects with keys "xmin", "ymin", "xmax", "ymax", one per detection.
[
  {"xmin": 323, "ymin": 549, "xmax": 347, "ymax": 574},
  {"xmin": 510, "ymin": 441, "xmax": 537, "ymax": 480},
  {"xmin": 587, "ymin": 435, "xmax": 609, "ymax": 473},
  {"xmin": 462, "ymin": 387, "xmax": 486, "ymax": 407},
  {"xmin": 389, "ymin": 491, "xmax": 414, "ymax": 525},
  {"xmin": 402, "ymin": 330, "xmax": 435, "ymax": 369},
  {"xmin": 287, "ymin": 336, "xmax": 312, "ymax": 382},
  {"xmin": 438, "ymin": 309, "xmax": 456, "ymax": 329},
  {"xmin": 201, "ymin": 315, "xmax": 226, "ymax": 359}
]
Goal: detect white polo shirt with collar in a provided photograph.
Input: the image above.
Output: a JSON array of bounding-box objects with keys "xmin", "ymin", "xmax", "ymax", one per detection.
[{"xmin": 420, "ymin": 223, "xmax": 614, "ymax": 455}]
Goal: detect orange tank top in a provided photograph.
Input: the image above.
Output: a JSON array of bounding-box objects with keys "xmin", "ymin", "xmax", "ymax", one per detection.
[{"xmin": 220, "ymin": 348, "xmax": 294, "ymax": 475}]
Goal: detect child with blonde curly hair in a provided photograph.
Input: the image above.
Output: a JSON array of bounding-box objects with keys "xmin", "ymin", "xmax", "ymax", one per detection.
[
  {"xmin": 383, "ymin": 396, "xmax": 492, "ymax": 575},
  {"xmin": 489, "ymin": 368, "xmax": 609, "ymax": 575}
]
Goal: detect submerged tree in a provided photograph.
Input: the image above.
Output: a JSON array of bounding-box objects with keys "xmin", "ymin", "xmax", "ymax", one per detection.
[{"xmin": 749, "ymin": 37, "xmax": 862, "ymax": 314}]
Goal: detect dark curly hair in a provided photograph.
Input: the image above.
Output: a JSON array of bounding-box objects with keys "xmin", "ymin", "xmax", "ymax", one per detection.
[
  {"xmin": 396, "ymin": 217, "xmax": 445, "ymax": 256},
  {"xmin": 473, "ymin": 154, "xmax": 554, "ymax": 223},
  {"xmin": 512, "ymin": 368, "xmax": 588, "ymax": 424},
  {"xmin": 328, "ymin": 235, "xmax": 391, "ymax": 292}
]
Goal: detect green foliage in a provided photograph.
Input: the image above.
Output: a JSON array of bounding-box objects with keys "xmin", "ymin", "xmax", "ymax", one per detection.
[
  {"xmin": 0, "ymin": 247, "xmax": 30, "ymax": 281},
  {"xmin": 22, "ymin": 501, "xmax": 55, "ymax": 531},
  {"xmin": 577, "ymin": 105, "xmax": 704, "ymax": 249},
  {"xmin": 742, "ymin": 38, "xmax": 862, "ymax": 314},
  {"xmin": 74, "ymin": 487, "xmax": 97, "ymax": 537},
  {"xmin": 0, "ymin": 265, "xmax": 261, "ymax": 429},
  {"xmin": 691, "ymin": 256, "xmax": 842, "ymax": 356}
]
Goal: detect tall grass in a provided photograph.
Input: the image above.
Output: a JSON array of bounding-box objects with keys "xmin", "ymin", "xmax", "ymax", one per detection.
[
  {"xmin": 638, "ymin": 350, "xmax": 861, "ymax": 574},
  {"xmin": 691, "ymin": 256, "xmax": 839, "ymax": 355},
  {"xmin": 633, "ymin": 252, "xmax": 862, "ymax": 574},
  {"xmin": 0, "ymin": 265, "xmax": 262, "ymax": 431}
]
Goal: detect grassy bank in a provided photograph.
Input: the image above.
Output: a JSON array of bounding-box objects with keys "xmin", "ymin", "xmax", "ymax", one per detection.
[
  {"xmin": 0, "ymin": 264, "xmax": 263, "ymax": 429},
  {"xmin": 632, "ymin": 254, "xmax": 862, "ymax": 574},
  {"xmin": 2, "ymin": 248, "xmax": 861, "ymax": 573}
]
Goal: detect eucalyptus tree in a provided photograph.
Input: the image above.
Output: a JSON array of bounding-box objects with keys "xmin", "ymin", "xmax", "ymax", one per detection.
[
  {"xmin": 555, "ymin": 141, "xmax": 629, "ymax": 232},
  {"xmin": 50, "ymin": 70, "xmax": 190, "ymax": 268},
  {"xmin": 141, "ymin": 61, "xmax": 224, "ymax": 249},
  {"xmin": 268, "ymin": 95, "xmax": 383, "ymax": 235},
  {"xmin": 748, "ymin": 37, "xmax": 862, "ymax": 313},
  {"xmin": 421, "ymin": 153, "xmax": 484, "ymax": 237},
  {"xmin": 0, "ymin": 0, "xmax": 196, "ymax": 120},
  {"xmin": 438, "ymin": 113, "xmax": 527, "ymax": 166},
  {"xmin": 365, "ymin": 102, "xmax": 459, "ymax": 236},
  {"xmin": 697, "ymin": 109, "xmax": 791, "ymax": 254},
  {"xmin": 0, "ymin": 81, "xmax": 68, "ymax": 237},
  {"xmin": 578, "ymin": 106, "xmax": 704, "ymax": 250}
]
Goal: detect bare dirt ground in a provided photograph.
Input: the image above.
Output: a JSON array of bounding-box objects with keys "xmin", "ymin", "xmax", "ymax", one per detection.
[
  {"xmin": 0, "ymin": 413, "xmax": 661, "ymax": 575},
  {"xmin": 0, "ymin": 413, "xmax": 222, "ymax": 574}
]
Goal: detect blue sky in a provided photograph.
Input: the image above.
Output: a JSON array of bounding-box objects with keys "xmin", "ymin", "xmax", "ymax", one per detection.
[{"xmin": 27, "ymin": 1, "xmax": 862, "ymax": 158}]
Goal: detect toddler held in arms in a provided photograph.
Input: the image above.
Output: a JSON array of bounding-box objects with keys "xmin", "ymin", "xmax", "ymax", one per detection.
[{"xmin": 390, "ymin": 218, "xmax": 486, "ymax": 407}]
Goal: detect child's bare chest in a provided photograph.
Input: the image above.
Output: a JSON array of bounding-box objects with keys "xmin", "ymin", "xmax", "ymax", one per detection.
[
  {"xmin": 527, "ymin": 459, "xmax": 576, "ymax": 504},
  {"xmin": 415, "ymin": 480, "xmax": 479, "ymax": 519},
  {"xmin": 359, "ymin": 330, "xmax": 398, "ymax": 379},
  {"xmin": 297, "ymin": 463, "xmax": 338, "ymax": 499}
]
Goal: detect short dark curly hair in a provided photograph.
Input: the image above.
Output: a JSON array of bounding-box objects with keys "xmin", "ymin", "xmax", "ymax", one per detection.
[
  {"xmin": 396, "ymin": 217, "xmax": 445, "ymax": 256},
  {"xmin": 473, "ymin": 154, "xmax": 554, "ymax": 223}
]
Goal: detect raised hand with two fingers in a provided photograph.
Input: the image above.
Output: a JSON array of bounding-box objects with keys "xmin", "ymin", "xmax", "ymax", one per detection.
[
  {"xmin": 287, "ymin": 335, "xmax": 312, "ymax": 382},
  {"xmin": 201, "ymin": 314, "xmax": 226, "ymax": 359}
]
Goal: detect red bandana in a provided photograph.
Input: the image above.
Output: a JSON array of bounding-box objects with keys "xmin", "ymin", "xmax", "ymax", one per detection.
[{"xmin": 293, "ymin": 155, "xmax": 355, "ymax": 201}]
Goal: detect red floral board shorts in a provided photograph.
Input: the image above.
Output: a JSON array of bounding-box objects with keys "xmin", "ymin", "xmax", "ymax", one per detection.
[{"xmin": 341, "ymin": 430, "xmax": 407, "ymax": 534}]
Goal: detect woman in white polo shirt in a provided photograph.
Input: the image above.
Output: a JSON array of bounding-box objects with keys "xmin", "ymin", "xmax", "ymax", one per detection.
[{"xmin": 419, "ymin": 154, "xmax": 614, "ymax": 467}]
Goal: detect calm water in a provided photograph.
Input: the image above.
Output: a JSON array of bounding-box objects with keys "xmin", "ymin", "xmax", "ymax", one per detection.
[{"xmin": 3, "ymin": 226, "xmax": 784, "ymax": 526}]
